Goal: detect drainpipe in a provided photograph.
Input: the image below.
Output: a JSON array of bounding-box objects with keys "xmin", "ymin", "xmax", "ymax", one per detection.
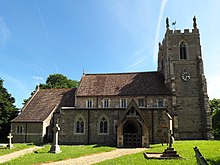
[
  {"xmin": 87, "ymin": 110, "xmax": 90, "ymax": 145},
  {"xmin": 96, "ymin": 96, "xmax": 98, "ymax": 108},
  {"xmin": 151, "ymin": 110, "xmax": 154, "ymax": 143},
  {"xmin": 25, "ymin": 122, "xmax": 27, "ymax": 143},
  {"xmin": 115, "ymin": 125, "xmax": 118, "ymax": 147}
]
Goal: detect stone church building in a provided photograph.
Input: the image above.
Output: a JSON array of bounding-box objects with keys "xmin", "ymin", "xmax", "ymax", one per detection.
[{"xmin": 11, "ymin": 17, "xmax": 212, "ymax": 147}]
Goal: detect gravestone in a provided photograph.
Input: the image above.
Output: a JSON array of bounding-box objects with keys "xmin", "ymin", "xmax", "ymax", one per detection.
[
  {"xmin": 194, "ymin": 147, "xmax": 208, "ymax": 165},
  {"xmin": 7, "ymin": 133, "xmax": 13, "ymax": 149},
  {"xmin": 49, "ymin": 123, "xmax": 61, "ymax": 153}
]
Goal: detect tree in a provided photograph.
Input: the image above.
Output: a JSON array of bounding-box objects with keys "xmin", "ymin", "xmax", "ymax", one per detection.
[
  {"xmin": 39, "ymin": 74, "xmax": 79, "ymax": 89},
  {"xmin": 210, "ymin": 98, "xmax": 220, "ymax": 139},
  {"xmin": 0, "ymin": 78, "xmax": 18, "ymax": 142}
]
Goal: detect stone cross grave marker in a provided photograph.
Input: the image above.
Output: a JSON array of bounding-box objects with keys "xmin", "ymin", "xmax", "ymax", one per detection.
[
  {"xmin": 7, "ymin": 133, "xmax": 13, "ymax": 149},
  {"xmin": 49, "ymin": 123, "xmax": 61, "ymax": 153}
]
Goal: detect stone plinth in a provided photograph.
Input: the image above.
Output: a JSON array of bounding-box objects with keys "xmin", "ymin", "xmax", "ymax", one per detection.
[{"xmin": 161, "ymin": 147, "xmax": 180, "ymax": 158}]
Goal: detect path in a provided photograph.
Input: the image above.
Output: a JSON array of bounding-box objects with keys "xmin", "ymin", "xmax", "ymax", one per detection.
[
  {"xmin": 42, "ymin": 148, "xmax": 146, "ymax": 165},
  {"xmin": 0, "ymin": 146, "xmax": 43, "ymax": 163}
]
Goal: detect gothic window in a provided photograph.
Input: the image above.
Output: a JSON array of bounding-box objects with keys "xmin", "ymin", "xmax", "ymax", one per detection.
[
  {"xmin": 180, "ymin": 41, "xmax": 187, "ymax": 59},
  {"xmin": 99, "ymin": 117, "xmax": 108, "ymax": 134},
  {"xmin": 120, "ymin": 98, "xmax": 127, "ymax": 108},
  {"xmin": 138, "ymin": 98, "xmax": 145, "ymax": 107},
  {"xmin": 103, "ymin": 99, "xmax": 110, "ymax": 108},
  {"xmin": 86, "ymin": 99, "xmax": 93, "ymax": 108},
  {"xmin": 74, "ymin": 115, "xmax": 85, "ymax": 134},
  {"xmin": 16, "ymin": 125, "xmax": 23, "ymax": 133}
]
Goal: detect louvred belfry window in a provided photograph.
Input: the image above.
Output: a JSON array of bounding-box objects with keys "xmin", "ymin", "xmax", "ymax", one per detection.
[{"xmin": 180, "ymin": 41, "xmax": 187, "ymax": 59}]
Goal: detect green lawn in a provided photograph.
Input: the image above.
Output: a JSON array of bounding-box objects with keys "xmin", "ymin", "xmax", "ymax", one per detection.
[
  {"xmin": 2, "ymin": 141, "xmax": 220, "ymax": 165},
  {"xmin": 96, "ymin": 140, "xmax": 220, "ymax": 165},
  {"xmin": 3, "ymin": 144, "xmax": 115, "ymax": 165},
  {"xmin": 0, "ymin": 143, "xmax": 34, "ymax": 156}
]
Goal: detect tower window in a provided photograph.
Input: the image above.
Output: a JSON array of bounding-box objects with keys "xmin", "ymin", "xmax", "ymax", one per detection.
[{"xmin": 180, "ymin": 41, "xmax": 187, "ymax": 59}]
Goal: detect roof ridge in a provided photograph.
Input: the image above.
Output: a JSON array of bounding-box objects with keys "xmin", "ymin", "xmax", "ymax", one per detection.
[
  {"xmin": 39, "ymin": 88, "xmax": 76, "ymax": 91},
  {"xmin": 85, "ymin": 71, "xmax": 159, "ymax": 76}
]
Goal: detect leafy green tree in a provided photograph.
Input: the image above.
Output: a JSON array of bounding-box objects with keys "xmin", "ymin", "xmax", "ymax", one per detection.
[
  {"xmin": 210, "ymin": 98, "xmax": 220, "ymax": 139},
  {"xmin": 39, "ymin": 74, "xmax": 79, "ymax": 89},
  {"xmin": 0, "ymin": 78, "xmax": 18, "ymax": 142}
]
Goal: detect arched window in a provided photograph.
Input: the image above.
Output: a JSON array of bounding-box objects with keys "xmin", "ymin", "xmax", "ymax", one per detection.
[
  {"xmin": 180, "ymin": 41, "xmax": 187, "ymax": 59},
  {"xmin": 74, "ymin": 115, "xmax": 85, "ymax": 134},
  {"xmin": 99, "ymin": 117, "xmax": 108, "ymax": 134}
]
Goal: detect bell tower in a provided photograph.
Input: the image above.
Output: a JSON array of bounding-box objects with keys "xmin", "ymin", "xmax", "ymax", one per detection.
[{"xmin": 158, "ymin": 16, "xmax": 212, "ymax": 139}]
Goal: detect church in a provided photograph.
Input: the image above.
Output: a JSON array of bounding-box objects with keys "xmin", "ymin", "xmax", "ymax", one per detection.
[{"xmin": 11, "ymin": 17, "xmax": 212, "ymax": 148}]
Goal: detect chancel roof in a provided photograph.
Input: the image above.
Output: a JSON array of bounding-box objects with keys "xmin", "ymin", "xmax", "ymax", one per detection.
[
  {"xmin": 76, "ymin": 72, "xmax": 171, "ymax": 96},
  {"xmin": 12, "ymin": 88, "xmax": 76, "ymax": 122}
]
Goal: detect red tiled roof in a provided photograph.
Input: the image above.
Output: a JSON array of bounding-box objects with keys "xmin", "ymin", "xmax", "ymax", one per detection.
[
  {"xmin": 12, "ymin": 88, "xmax": 76, "ymax": 122},
  {"xmin": 76, "ymin": 72, "xmax": 171, "ymax": 96}
]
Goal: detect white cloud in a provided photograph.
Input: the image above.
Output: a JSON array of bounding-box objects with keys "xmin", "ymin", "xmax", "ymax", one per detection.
[
  {"xmin": 0, "ymin": 17, "xmax": 11, "ymax": 48},
  {"xmin": 126, "ymin": 47, "xmax": 148, "ymax": 71},
  {"xmin": 103, "ymin": 1, "xmax": 155, "ymax": 71},
  {"xmin": 34, "ymin": 0, "xmax": 51, "ymax": 47},
  {"xmin": 32, "ymin": 76, "xmax": 44, "ymax": 84},
  {"xmin": 103, "ymin": 0, "xmax": 151, "ymax": 43},
  {"xmin": 153, "ymin": 0, "xmax": 168, "ymax": 62}
]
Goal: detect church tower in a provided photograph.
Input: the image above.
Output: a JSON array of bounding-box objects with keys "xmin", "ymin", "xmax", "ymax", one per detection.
[{"xmin": 158, "ymin": 16, "xmax": 212, "ymax": 139}]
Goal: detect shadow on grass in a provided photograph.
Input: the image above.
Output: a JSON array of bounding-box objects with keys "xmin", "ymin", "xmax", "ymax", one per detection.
[
  {"xmin": 92, "ymin": 144, "xmax": 112, "ymax": 148},
  {"xmin": 92, "ymin": 144, "xmax": 105, "ymax": 148},
  {"xmin": 207, "ymin": 157, "xmax": 220, "ymax": 165}
]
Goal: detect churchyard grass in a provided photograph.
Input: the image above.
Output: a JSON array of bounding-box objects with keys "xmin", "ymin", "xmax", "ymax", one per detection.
[
  {"xmin": 2, "ymin": 144, "xmax": 115, "ymax": 165},
  {"xmin": 0, "ymin": 143, "xmax": 34, "ymax": 156},
  {"xmin": 96, "ymin": 140, "xmax": 220, "ymax": 165}
]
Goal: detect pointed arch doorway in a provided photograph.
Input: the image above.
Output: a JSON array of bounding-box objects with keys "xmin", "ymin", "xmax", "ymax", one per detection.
[
  {"xmin": 123, "ymin": 120, "xmax": 142, "ymax": 148},
  {"xmin": 116, "ymin": 99, "xmax": 149, "ymax": 148}
]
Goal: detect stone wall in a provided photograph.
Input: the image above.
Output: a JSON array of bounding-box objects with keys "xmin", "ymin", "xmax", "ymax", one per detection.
[
  {"xmin": 158, "ymin": 26, "xmax": 212, "ymax": 140},
  {"xmin": 75, "ymin": 95, "xmax": 171, "ymax": 109},
  {"xmin": 11, "ymin": 122, "xmax": 43, "ymax": 144},
  {"xmin": 60, "ymin": 95, "xmax": 171, "ymax": 146}
]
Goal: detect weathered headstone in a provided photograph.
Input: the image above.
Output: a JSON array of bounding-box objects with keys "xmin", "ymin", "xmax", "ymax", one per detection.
[
  {"xmin": 49, "ymin": 123, "xmax": 61, "ymax": 153},
  {"xmin": 7, "ymin": 133, "xmax": 13, "ymax": 149},
  {"xmin": 194, "ymin": 147, "xmax": 208, "ymax": 165}
]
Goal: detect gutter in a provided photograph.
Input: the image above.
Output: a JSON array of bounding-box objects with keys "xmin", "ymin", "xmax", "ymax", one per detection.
[{"xmin": 151, "ymin": 110, "xmax": 154, "ymax": 143}]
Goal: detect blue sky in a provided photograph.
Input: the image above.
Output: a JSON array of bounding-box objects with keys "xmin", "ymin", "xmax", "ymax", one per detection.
[{"xmin": 0, "ymin": 0, "xmax": 220, "ymax": 108}]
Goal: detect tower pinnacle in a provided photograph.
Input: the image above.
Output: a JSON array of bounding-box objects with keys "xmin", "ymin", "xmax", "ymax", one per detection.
[{"xmin": 193, "ymin": 16, "xmax": 197, "ymax": 29}]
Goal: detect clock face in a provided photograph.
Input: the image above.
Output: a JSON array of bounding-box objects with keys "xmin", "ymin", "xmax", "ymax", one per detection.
[{"xmin": 181, "ymin": 71, "xmax": 191, "ymax": 81}]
